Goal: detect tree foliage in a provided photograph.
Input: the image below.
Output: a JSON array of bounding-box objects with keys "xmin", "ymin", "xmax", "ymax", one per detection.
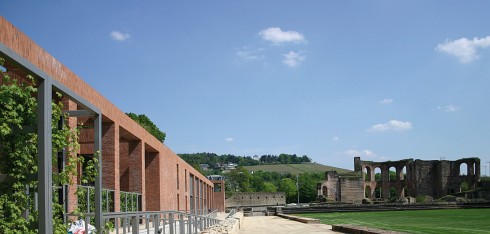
[
  {"xmin": 0, "ymin": 58, "xmax": 96, "ymax": 233},
  {"xmin": 126, "ymin": 112, "xmax": 166, "ymax": 142},
  {"xmin": 222, "ymin": 166, "xmax": 323, "ymax": 203},
  {"xmin": 178, "ymin": 152, "xmax": 311, "ymax": 169}
]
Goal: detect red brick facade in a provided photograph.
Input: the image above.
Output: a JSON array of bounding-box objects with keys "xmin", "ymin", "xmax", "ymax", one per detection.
[{"xmin": 0, "ymin": 16, "xmax": 220, "ymax": 213}]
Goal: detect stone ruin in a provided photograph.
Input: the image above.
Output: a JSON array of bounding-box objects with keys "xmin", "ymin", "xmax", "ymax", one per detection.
[{"xmin": 318, "ymin": 157, "xmax": 481, "ymax": 203}]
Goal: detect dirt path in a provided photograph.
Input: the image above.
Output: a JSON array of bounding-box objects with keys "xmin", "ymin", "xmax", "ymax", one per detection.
[{"xmin": 238, "ymin": 216, "xmax": 339, "ymax": 234}]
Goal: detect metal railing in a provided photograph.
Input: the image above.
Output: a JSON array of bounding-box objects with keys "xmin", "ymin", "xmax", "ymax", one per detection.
[
  {"xmin": 120, "ymin": 191, "xmax": 142, "ymax": 212},
  {"xmin": 66, "ymin": 210, "xmax": 221, "ymax": 234},
  {"xmin": 77, "ymin": 185, "xmax": 116, "ymax": 213}
]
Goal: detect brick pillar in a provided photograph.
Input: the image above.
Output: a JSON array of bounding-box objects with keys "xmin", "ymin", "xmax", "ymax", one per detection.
[
  {"xmin": 102, "ymin": 122, "xmax": 120, "ymax": 212},
  {"xmin": 381, "ymin": 168, "xmax": 390, "ymax": 199},
  {"xmin": 62, "ymin": 98, "xmax": 78, "ymax": 214},
  {"xmin": 129, "ymin": 140, "xmax": 145, "ymax": 211}
]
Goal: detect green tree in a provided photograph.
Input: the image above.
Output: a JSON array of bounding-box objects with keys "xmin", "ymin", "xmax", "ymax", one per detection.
[
  {"xmin": 126, "ymin": 113, "xmax": 166, "ymax": 142},
  {"xmin": 0, "ymin": 59, "xmax": 89, "ymax": 233},
  {"xmin": 225, "ymin": 167, "xmax": 252, "ymax": 193},
  {"xmin": 298, "ymin": 173, "xmax": 322, "ymax": 203},
  {"xmin": 277, "ymin": 178, "xmax": 297, "ymax": 203},
  {"xmin": 263, "ymin": 182, "xmax": 277, "ymax": 192}
]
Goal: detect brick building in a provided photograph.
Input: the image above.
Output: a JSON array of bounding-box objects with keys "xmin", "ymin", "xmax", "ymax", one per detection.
[{"xmin": 0, "ymin": 16, "xmax": 223, "ymax": 232}]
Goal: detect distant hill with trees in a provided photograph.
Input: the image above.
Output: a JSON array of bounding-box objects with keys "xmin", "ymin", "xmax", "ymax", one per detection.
[
  {"xmin": 244, "ymin": 162, "xmax": 351, "ymax": 176},
  {"xmin": 178, "ymin": 152, "xmax": 312, "ymax": 170},
  {"xmin": 178, "ymin": 152, "xmax": 353, "ymax": 203}
]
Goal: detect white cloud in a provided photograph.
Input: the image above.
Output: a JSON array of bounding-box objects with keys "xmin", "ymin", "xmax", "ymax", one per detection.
[
  {"xmin": 344, "ymin": 149, "xmax": 377, "ymax": 158},
  {"xmin": 438, "ymin": 104, "xmax": 459, "ymax": 112},
  {"xmin": 259, "ymin": 27, "xmax": 306, "ymax": 45},
  {"xmin": 436, "ymin": 36, "xmax": 490, "ymax": 63},
  {"xmin": 236, "ymin": 47, "xmax": 265, "ymax": 60},
  {"xmin": 379, "ymin": 99, "xmax": 393, "ymax": 104},
  {"xmin": 110, "ymin": 31, "xmax": 131, "ymax": 41},
  {"xmin": 368, "ymin": 120, "xmax": 412, "ymax": 132},
  {"xmin": 332, "ymin": 136, "xmax": 340, "ymax": 141},
  {"xmin": 225, "ymin": 137, "xmax": 235, "ymax": 142},
  {"xmin": 282, "ymin": 51, "xmax": 305, "ymax": 67}
]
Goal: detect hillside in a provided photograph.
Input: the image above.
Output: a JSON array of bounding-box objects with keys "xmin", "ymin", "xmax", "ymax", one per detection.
[{"xmin": 244, "ymin": 162, "xmax": 352, "ymax": 175}]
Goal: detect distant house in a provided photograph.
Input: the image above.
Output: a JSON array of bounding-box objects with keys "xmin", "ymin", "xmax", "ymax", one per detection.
[
  {"xmin": 207, "ymin": 175, "xmax": 224, "ymax": 181},
  {"xmin": 200, "ymin": 164, "xmax": 210, "ymax": 171},
  {"xmin": 224, "ymin": 163, "xmax": 236, "ymax": 170}
]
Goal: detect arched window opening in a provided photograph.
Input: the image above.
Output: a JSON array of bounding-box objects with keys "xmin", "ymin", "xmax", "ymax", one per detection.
[
  {"xmin": 364, "ymin": 167, "xmax": 371, "ymax": 181},
  {"xmin": 375, "ymin": 187, "xmax": 382, "ymax": 199},
  {"xmin": 389, "ymin": 186, "xmax": 397, "ymax": 198},
  {"xmin": 389, "ymin": 167, "xmax": 396, "ymax": 181},
  {"xmin": 460, "ymin": 181, "xmax": 469, "ymax": 192},
  {"xmin": 375, "ymin": 167, "xmax": 382, "ymax": 181},
  {"xmin": 460, "ymin": 163, "xmax": 468, "ymax": 176},
  {"xmin": 402, "ymin": 187, "xmax": 408, "ymax": 197},
  {"xmin": 365, "ymin": 186, "xmax": 372, "ymax": 199},
  {"xmin": 322, "ymin": 186, "xmax": 328, "ymax": 197},
  {"xmin": 402, "ymin": 166, "xmax": 407, "ymax": 180}
]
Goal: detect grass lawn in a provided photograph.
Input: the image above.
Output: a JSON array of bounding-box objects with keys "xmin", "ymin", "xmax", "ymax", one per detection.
[{"xmin": 296, "ymin": 208, "xmax": 490, "ymax": 234}]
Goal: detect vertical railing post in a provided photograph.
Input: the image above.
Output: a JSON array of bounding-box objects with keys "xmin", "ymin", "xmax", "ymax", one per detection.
[
  {"xmin": 94, "ymin": 114, "xmax": 103, "ymax": 230},
  {"xmin": 179, "ymin": 214, "xmax": 184, "ymax": 234},
  {"xmin": 169, "ymin": 213, "xmax": 174, "ymax": 234},
  {"xmin": 154, "ymin": 214, "xmax": 160, "ymax": 234},
  {"xmin": 132, "ymin": 215, "xmax": 139, "ymax": 234},
  {"xmin": 193, "ymin": 216, "xmax": 198, "ymax": 234},
  {"xmin": 187, "ymin": 214, "xmax": 192, "ymax": 234},
  {"xmin": 38, "ymin": 79, "xmax": 53, "ymax": 234}
]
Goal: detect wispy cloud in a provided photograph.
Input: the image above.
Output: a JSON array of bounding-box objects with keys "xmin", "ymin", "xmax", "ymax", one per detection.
[
  {"xmin": 236, "ymin": 47, "xmax": 265, "ymax": 60},
  {"xmin": 436, "ymin": 36, "xmax": 490, "ymax": 63},
  {"xmin": 259, "ymin": 27, "xmax": 306, "ymax": 45},
  {"xmin": 332, "ymin": 136, "xmax": 340, "ymax": 141},
  {"xmin": 110, "ymin": 31, "xmax": 131, "ymax": 42},
  {"xmin": 379, "ymin": 99, "xmax": 393, "ymax": 104},
  {"xmin": 368, "ymin": 120, "xmax": 412, "ymax": 132},
  {"xmin": 225, "ymin": 137, "xmax": 235, "ymax": 142},
  {"xmin": 282, "ymin": 51, "xmax": 305, "ymax": 67},
  {"xmin": 344, "ymin": 149, "xmax": 377, "ymax": 158},
  {"xmin": 437, "ymin": 104, "xmax": 459, "ymax": 112}
]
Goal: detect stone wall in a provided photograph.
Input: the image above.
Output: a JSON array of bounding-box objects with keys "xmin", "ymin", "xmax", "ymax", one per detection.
[
  {"xmin": 226, "ymin": 192, "xmax": 286, "ymax": 208},
  {"xmin": 319, "ymin": 171, "xmax": 364, "ymax": 203}
]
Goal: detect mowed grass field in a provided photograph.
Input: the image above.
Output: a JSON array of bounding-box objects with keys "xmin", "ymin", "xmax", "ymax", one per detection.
[
  {"xmin": 244, "ymin": 162, "xmax": 351, "ymax": 175},
  {"xmin": 297, "ymin": 208, "xmax": 490, "ymax": 234}
]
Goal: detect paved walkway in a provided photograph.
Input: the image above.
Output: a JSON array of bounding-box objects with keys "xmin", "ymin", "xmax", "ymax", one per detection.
[{"xmin": 238, "ymin": 216, "xmax": 339, "ymax": 234}]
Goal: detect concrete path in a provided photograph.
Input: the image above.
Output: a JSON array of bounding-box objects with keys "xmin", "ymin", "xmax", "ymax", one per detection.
[{"xmin": 238, "ymin": 216, "xmax": 339, "ymax": 234}]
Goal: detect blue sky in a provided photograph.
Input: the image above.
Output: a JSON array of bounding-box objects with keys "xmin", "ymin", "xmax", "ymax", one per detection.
[{"xmin": 2, "ymin": 1, "xmax": 490, "ymax": 172}]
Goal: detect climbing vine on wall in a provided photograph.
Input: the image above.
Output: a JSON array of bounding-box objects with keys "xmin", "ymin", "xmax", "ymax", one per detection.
[{"xmin": 0, "ymin": 57, "xmax": 96, "ymax": 233}]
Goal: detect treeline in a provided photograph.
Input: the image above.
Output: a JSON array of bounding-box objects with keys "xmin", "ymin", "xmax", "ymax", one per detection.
[
  {"xmin": 224, "ymin": 167, "xmax": 324, "ymax": 203},
  {"xmin": 259, "ymin": 154, "xmax": 311, "ymax": 164},
  {"xmin": 178, "ymin": 152, "xmax": 312, "ymax": 168}
]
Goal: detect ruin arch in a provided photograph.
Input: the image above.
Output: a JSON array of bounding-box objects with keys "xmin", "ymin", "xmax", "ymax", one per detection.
[
  {"xmin": 401, "ymin": 166, "xmax": 407, "ymax": 180},
  {"xmin": 322, "ymin": 186, "xmax": 328, "ymax": 197},
  {"xmin": 364, "ymin": 166, "xmax": 371, "ymax": 181},
  {"xmin": 460, "ymin": 163, "xmax": 468, "ymax": 176},
  {"xmin": 389, "ymin": 166, "xmax": 396, "ymax": 181},
  {"xmin": 375, "ymin": 167, "xmax": 382, "ymax": 181},
  {"xmin": 389, "ymin": 186, "xmax": 397, "ymax": 198},
  {"xmin": 375, "ymin": 186, "xmax": 382, "ymax": 199},
  {"xmin": 365, "ymin": 186, "xmax": 372, "ymax": 199}
]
